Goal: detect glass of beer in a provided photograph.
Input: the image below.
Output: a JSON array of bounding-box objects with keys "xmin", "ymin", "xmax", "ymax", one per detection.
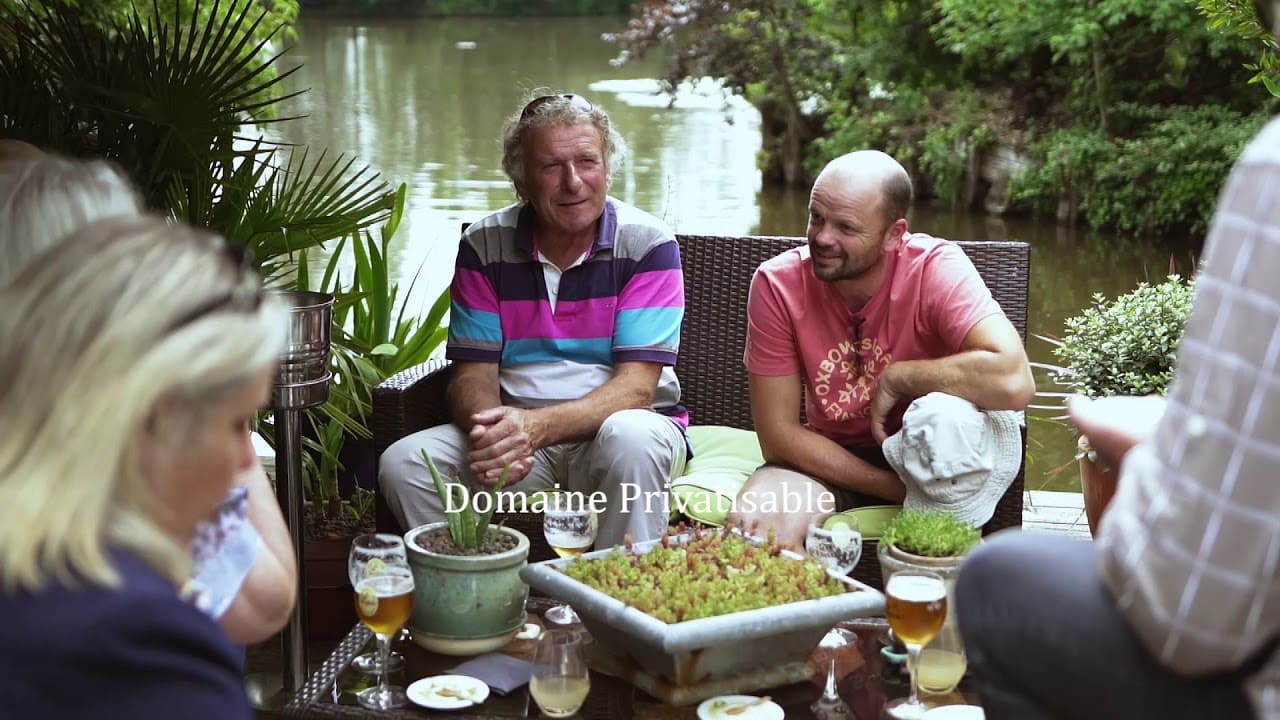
[
  {"xmin": 884, "ymin": 570, "xmax": 947, "ymax": 719},
  {"xmin": 543, "ymin": 494, "xmax": 597, "ymax": 625},
  {"xmin": 349, "ymin": 533, "xmax": 415, "ymax": 710},
  {"xmin": 530, "ymin": 628, "xmax": 591, "ymax": 718}
]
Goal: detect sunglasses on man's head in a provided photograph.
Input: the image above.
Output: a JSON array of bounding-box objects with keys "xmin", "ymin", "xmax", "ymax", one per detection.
[{"xmin": 519, "ymin": 93, "xmax": 594, "ymax": 122}]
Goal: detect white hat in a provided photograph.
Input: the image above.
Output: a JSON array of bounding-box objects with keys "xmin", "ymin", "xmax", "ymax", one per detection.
[{"xmin": 882, "ymin": 392, "xmax": 1022, "ymax": 528}]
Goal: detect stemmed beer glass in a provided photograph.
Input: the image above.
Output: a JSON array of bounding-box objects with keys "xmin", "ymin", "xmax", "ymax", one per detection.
[
  {"xmin": 884, "ymin": 570, "xmax": 948, "ymax": 719},
  {"xmin": 542, "ymin": 495, "xmax": 597, "ymax": 625},
  {"xmin": 349, "ymin": 533, "xmax": 415, "ymax": 710},
  {"xmin": 348, "ymin": 549, "xmax": 405, "ymax": 675}
]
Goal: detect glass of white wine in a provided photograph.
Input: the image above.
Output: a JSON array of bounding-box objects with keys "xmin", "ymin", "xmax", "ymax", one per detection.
[
  {"xmin": 543, "ymin": 496, "xmax": 597, "ymax": 625},
  {"xmin": 530, "ymin": 628, "xmax": 590, "ymax": 718},
  {"xmin": 917, "ymin": 616, "xmax": 967, "ymax": 695},
  {"xmin": 349, "ymin": 533, "xmax": 415, "ymax": 710}
]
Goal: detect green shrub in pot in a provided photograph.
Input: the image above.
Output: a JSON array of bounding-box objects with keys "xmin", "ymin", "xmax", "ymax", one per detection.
[
  {"xmin": 1047, "ymin": 275, "xmax": 1195, "ymax": 400},
  {"xmin": 1037, "ymin": 275, "xmax": 1194, "ymax": 535},
  {"xmin": 880, "ymin": 509, "xmax": 981, "ymax": 560}
]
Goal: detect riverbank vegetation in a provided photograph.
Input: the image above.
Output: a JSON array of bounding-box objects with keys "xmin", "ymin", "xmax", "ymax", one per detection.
[
  {"xmin": 609, "ymin": 0, "xmax": 1280, "ymax": 238},
  {"xmin": 298, "ymin": 0, "xmax": 631, "ymax": 16}
]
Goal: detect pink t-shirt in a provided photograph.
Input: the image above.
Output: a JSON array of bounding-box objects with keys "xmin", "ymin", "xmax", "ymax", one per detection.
[{"xmin": 744, "ymin": 234, "xmax": 1002, "ymax": 447}]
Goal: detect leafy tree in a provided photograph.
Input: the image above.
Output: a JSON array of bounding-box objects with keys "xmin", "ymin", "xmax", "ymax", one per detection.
[
  {"xmin": 606, "ymin": 0, "xmax": 843, "ymax": 186},
  {"xmin": 1196, "ymin": 0, "xmax": 1280, "ymax": 95}
]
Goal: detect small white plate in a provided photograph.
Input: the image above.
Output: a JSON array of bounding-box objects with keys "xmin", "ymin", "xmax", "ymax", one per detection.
[
  {"xmin": 406, "ymin": 674, "xmax": 490, "ymax": 710},
  {"xmin": 696, "ymin": 694, "xmax": 785, "ymax": 720},
  {"xmin": 922, "ymin": 705, "xmax": 986, "ymax": 720}
]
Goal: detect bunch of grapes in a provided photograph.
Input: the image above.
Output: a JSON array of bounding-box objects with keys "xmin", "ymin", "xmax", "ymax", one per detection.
[{"xmin": 561, "ymin": 525, "xmax": 848, "ymax": 623}]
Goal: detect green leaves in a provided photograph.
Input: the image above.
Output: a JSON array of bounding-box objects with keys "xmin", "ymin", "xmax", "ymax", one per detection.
[
  {"xmin": 1051, "ymin": 276, "xmax": 1194, "ymax": 398},
  {"xmin": 881, "ymin": 509, "xmax": 981, "ymax": 557},
  {"xmin": 422, "ymin": 450, "xmax": 508, "ymax": 551}
]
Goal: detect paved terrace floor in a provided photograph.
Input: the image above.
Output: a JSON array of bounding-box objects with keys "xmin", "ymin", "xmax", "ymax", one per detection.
[{"xmin": 1023, "ymin": 490, "xmax": 1090, "ymax": 539}]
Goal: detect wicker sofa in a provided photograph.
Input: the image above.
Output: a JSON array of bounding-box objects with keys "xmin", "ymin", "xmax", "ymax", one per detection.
[{"xmin": 372, "ymin": 234, "xmax": 1031, "ymax": 590}]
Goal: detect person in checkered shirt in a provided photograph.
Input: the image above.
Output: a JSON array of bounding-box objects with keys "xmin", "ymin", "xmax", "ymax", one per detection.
[{"xmin": 955, "ymin": 2, "xmax": 1280, "ymax": 717}]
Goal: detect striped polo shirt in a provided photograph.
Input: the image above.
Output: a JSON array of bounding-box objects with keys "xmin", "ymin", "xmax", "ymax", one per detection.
[{"xmin": 446, "ymin": 197, "xmax": 688, "ymax": 427}]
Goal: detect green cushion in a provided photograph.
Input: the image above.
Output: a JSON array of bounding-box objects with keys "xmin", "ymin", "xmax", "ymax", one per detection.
[
  {"xmin": 824, "ymin": 504, "xmax": 903, "ymax": 541},
  {"xmin": 670, "ymin": 425, "xmax": 765, "ymax": 526}
]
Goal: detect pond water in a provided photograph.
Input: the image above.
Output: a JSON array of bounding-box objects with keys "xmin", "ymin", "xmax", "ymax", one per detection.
[{"xmin": 262, "ymin": 15, "xmax": 1201, "ymax": 494}]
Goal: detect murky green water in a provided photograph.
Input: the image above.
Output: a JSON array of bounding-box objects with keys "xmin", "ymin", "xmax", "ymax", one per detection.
[{"xmin": 262, "ymin": 15, "xmax": 1201, "ymax": 493}]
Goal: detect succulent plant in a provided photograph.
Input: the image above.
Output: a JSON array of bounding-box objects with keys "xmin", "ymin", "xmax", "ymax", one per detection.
[
  {"xmin": 562, "ymin": 525, "xmax": 846, "ymax": 623},
  {"xmin": 421, "ymin": 450, "xmax": 507, "ymax": 551}
]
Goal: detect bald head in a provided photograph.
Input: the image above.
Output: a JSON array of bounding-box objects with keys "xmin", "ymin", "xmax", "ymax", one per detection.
[
  {"xmin": 815, "ymin": 150, "xmax": 913, "ymax": 227},
  {"xmin": 0, "ymin": 139, "xmax": 45, "ymax": 165}
]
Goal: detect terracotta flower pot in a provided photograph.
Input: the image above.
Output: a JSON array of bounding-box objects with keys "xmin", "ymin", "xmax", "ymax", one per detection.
[
  {"xmin": 1078, "ymin": 436, "xmax": 1118, "ymax": 537},
  {"xmin": 303, "ymin": 534, "xmax": 356, "ymax": 640}
]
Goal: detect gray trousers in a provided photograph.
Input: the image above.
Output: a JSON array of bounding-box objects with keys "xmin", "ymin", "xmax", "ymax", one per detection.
[
  {"xmin": 378, "ymin": 409, "xmax": 687, "ymax": 548},
  {"xmin": 956, "ymin": 531, "xmax": 1255, "ymax": 719}
]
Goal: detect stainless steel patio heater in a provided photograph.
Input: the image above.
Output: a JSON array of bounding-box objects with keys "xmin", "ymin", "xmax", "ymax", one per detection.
[{"xmin": 272, "ymin": 290, "xmax": 334, "ymax": 693}]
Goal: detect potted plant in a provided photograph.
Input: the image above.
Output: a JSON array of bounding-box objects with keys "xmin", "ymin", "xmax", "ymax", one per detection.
[
  {"xmin": 519, "ymin": 525, "xmax": 883, "ymax": 705},
  {"xmin": 877, "ymin": 508, "xmax": 981, "ymax": 588},
  {"xmin": 1040, "ymin": 275, "xmax": 1194, "ymax": 534},
  {"xmin": 403, "ymin": 453, "xmax": 531, "ymax": 656}
]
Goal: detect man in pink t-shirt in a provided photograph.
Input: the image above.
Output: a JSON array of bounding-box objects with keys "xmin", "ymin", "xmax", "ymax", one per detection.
[{"xmin": 728, "ymin": 150, "xmax": 1034, "ymax": 547}]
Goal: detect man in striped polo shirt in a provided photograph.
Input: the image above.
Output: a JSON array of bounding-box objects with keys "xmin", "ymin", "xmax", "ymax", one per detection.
[{"xmin": 380, "ymin": 92, "xmax": 688, "ymax": 549}]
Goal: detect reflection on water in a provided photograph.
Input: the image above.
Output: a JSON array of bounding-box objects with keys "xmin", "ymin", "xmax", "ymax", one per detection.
[{"xmin": 261, "ymin": 16, "xmax": 1200, "ymax": 494}]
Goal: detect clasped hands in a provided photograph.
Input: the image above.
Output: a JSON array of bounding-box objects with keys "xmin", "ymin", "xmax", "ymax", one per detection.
[{"xmin": 466, "ymin": 406, "xmax": 541, "ymax": 486}]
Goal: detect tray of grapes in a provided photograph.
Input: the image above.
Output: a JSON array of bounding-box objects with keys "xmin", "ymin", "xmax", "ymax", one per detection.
[{"xmin": 518, "ymin": 526, "xmax": 884, "ymax": 705}]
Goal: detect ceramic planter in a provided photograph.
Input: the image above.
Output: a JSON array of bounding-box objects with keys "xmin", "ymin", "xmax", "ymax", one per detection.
[
  {"xmin": 520, "ymin": 533, "xmax": 885, "ymax": 705},
  {"xmin": 876, "ymin": 541, "xmax": 967, "ymax": 590},
  {"xmin": 403, "ymin": 522, "xmax": 530, "ymax": 656}
]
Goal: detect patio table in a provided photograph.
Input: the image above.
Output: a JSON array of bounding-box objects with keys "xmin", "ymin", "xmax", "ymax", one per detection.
[{"xmin": 282, "ymin": 597, "xmax": 978, "ymax": 719}]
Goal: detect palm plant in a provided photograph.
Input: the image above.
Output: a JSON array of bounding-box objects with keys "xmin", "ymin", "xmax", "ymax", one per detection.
[
  {"xmin": 0, "ymin": 0, "xmax": 394, "ymax": 269},
  {"xmin": 1, "ymin": 0, "xmax": 446, "ymax": 527}
]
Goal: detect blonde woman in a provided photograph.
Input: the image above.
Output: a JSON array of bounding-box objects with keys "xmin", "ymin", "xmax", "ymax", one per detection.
[
  {"xmin": 0, "ymin": 216, "xmax": 286, "ymax": 718},
  {"xmin": 0, "ymin": 152, "xmax": 296, "ymax": 645}
]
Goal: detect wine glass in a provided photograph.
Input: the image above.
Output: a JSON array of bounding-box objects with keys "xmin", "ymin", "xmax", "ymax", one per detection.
[
  {"xmin": 884, "ymin": 570, "xmax": 948, "ymax": 719},
  {"xmin": 806, "ymin": 515, "xmax": 862, "ymax": 710},
  {"xmin": 543, "ymin": 499, "xmax": 597, "ymax": 625},
  {"xmin": 810, "ymin": 630, "xmax": 856, "ymax": 720},
  {"xmin": 529, "ymin": 628, "xmax": 591, "ymax": 718},
  {"xmin": 349, "ymin": 533, "xmax": 415, "ymax": 710},
  {"xmin": 805, "ymin": 516, "xmax": 863, "ymax": 576},
  {"xmin": 347, "ymin": 546, "xmax": 406, "ymax": 676}
]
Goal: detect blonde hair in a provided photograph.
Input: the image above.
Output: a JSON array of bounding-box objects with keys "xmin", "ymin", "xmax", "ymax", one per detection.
[
  {"xmin": 0, "ymin": 215, "xmax": 287, "ymax": 592},
  {"xmin": 0, "ymin": 154, "xmax": 142, "ymax": 286}
]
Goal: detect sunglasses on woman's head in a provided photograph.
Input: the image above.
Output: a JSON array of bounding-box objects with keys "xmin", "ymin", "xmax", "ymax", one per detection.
[
  {"xmin": 165, "ymin": 242, "xmax": 262, "ymax": 332},
  {"xmin": 519, "ymin": 93, "xmax": 594, "ymax": 121}
]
